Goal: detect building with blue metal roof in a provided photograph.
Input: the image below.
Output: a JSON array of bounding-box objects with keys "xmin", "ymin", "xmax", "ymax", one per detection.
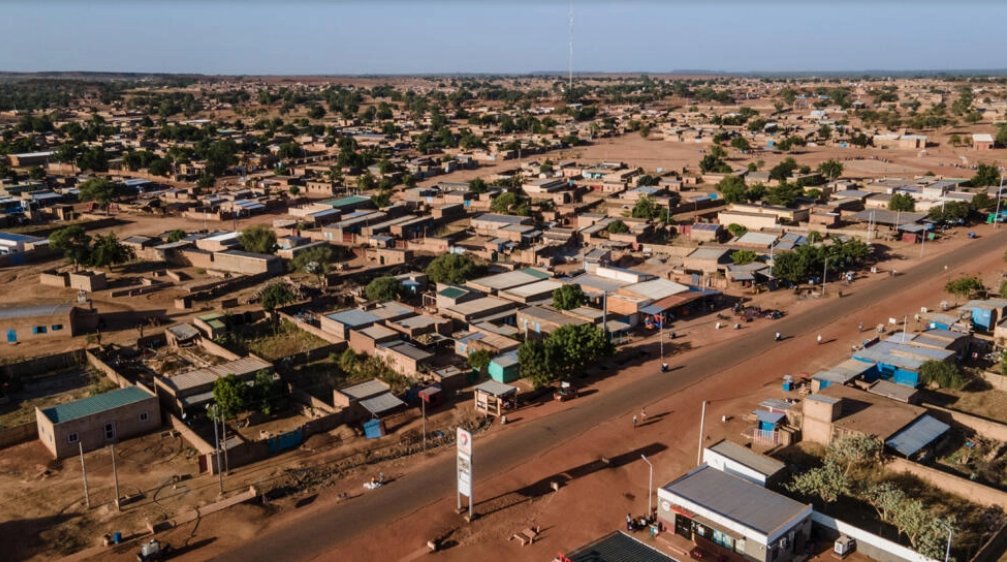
[{"xmin": 36, "ymin": 386, "xmax": 160, "ymax": 459}]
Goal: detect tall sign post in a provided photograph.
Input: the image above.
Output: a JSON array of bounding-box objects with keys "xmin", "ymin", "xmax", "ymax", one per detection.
[{"xmin": 457, "ymin": 427, "xmax": 473, "ymax": 521}]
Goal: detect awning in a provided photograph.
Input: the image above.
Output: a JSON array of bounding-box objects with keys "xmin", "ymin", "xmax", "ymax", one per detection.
[
  {"xmin": 359, "ymin": 392, "xmax": 406, "ymax": 416},
  {"xmin": 473, "ymin": 380, "xmax": 518, "ymax": 397},
  {"xmin": 885, "ymin": 415, "xmax": 950, "ymax": 457},
  {"xmin": 755, "ymin": 410, "xmax": 786, "ymax": 425},
  {"xmin": 639, "ymin": 304, "xmax": 666, "ymax": 315},
  {"xmin": 731, "ymin": 273, "xmax": 755, "ymax": 281}
]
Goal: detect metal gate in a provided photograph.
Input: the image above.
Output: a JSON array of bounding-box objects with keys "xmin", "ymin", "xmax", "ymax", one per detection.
[
  {"xmin": 674, "ymin": 514, "xmax": 693, "ymax": 539},
  {"xmin": 267, "ymin": 428, "xmax": 303, "ymax": 454}
]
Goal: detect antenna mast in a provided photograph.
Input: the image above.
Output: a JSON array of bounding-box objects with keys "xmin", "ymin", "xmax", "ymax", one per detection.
[{"xmin": 568, "ymin": 0, "xmax": 574, "ymax": 94}]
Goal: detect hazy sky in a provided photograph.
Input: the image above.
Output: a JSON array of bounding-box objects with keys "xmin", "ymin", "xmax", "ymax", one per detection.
[{"xmin": 2, "ymin": 1, "xmax": 1004, "ymax": 75}]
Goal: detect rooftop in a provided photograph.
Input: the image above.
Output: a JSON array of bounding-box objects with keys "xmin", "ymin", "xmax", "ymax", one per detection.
[
  {"xmin": 706, "ymin": 439, "xmax": 785, "ymax": 477},
  {"xmin": 42, "ymin": 386, "xmax": 154, "ymax": 424},
  {"xmin": 565, "ymin": 531, "xmax": 677, "ymax": 562},
  {"xmin": 0, "ymin": 303, "xmax": 75, "ymax": 320},
  {"xmin": 816, "ymin": 384, "xmax": 926, "ymax": 439}
]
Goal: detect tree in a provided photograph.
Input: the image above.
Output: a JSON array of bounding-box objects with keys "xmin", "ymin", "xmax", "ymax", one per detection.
[
  {"xmin": 717, "ymin": 175, "xmax": 748, "ymax": 204},
  {"xmin": 365, "ymin": 276, "xmax": 403, "ymax": 302},
  {"xmin": 89, "ymin": 232, "xmax": 135, "ymax": 270},
  {"xmin": 699, "ymin": 154, "xmax": 732, "ymax": 174},
  {"xmin": 727, "ymin": 223, "xmax": 747, "ymax": 239},
  {"xmin": 710, "ymin": 144, "xmax": 727, "ymax": 159},
  {"xmin": 818, "ymin": 124, "xmax": 833, "ymax": 140},
  {"xmin": 491, "ymin": 191, "xmax": 521, "ymax": 214},
  {"xmin": 928, "ymin": 201, "xmax": 972, "ymax": 225},
  {"xmin": 829, "ymin": 435, "xmax": 882, "ymax": 476},
  {"xmin": 786, "ymin": 458, "xmax": 850, "ymax": 505},
  {"xmin": 553, "ymin": 284, "xmax": 586, "ymax": 311},
  {"xmin": 948, "ymin": 134, "xmax": 962, "ymax": 147},
  {"xmin": 888, "ymin": 193, "xmax": 916, "ymax": 212},
  {"xmin": 861, "ymin": 481, "xmax": 907, "ymax": 524},
  {"xmin": 548, "ymin": 325, "xmax": 613, "ymax": 378},
  {"xmin": 49, "ymin": 225, "xmax": 91, "ymax": 271},
  {"xmin": 148, "ymin": 157, "xmax": 171, "ymax": 177},
  {"xmin": 771, "ymin": 251, "xmax": 804, "ymax": 284},
  {"xmin": 972, "ymin": 192, "xmax": 994, "ymax": 211},
  {"xmin": 467, "ymin": 349, "xmax": 492, "ymax": 375},
  {"xmin": 371, "ymin": 190, "xmax": 392, "ymax": 208},
  {"xmin": 289, "ymin": 245, "xmax": 334, "ymax": 286},
  {"xmin": 631, "ymin": 196, "xmax": 661, "ymax": 220},
  {"xmin": 78, "ymin": 177, "xmax": 127, "ymax": 212},
  {"xmin": 167, "ymin": 229, "xmax": 186, "ymax": 243},
  {"xmin": 817, "ymin": 158, "xmax": 844, "ymax": 180},
  {"xmin": 971, "ymin": 163, "xmax": 1001, "ymax": 187},
  {"xmin": 769, "ymin": 158, "xmax": 798, "ymax": 182},
  {"xmin": 606, "ymin": 220, "xmax": 629, "ymax": 234},
  {"xmin": 204, "ymin": 140, "xmax": 238, "ymax": 177},
  {"xmin": 238, "ymin": 225, "xmax": 277, "ymax": 254},
  {"xmin": 197, "ymin": 174, "xmax": 215, "ymax": 188},
  {"xmin": 27, "ymin": 166, "xmax": 45, "ymax": 180},
  {"xmin": 730, "ymin": 136, "xmax": 750, "ymax": 152},
  {"xmin": 944, "ymin": 275, "xmax": 983, "ymax": 303},
  {"xmin": 468, "ymin": 178, "xmax": 489, "ymax": 194},
  {"xmin": 356, "ymin": 172, "xmax": 375, "ymax": 191},
  {"xmin": 919, "ymin": 359, "xmax": 965, "ymax": 389},
  {"xmin": 260, "ymin": 283, "xmax": 296, "ymax": 313},
  {"xmin": 212, "ymin": 374, "xmax": 250, "ymax": 419},
  {"xmin": 639, "ymin": 124, "xmax": 651, "ymax": 138},
  {"xmin": 426, "ymin": 253, "xmax": 478, "ymax": 284},
  {"xmin": 76, "ymin": 147, "xmax": 109, "ymax": 172},
  {"xmin": 731, "ymin": 249, "xmax": 758, "ymax": 265},
  {"xmin": 253, "ymin": 370, "xmax": 284, "ymax": 416},
  {"xmin": 518, "ymin": 339, "xmax": 554, "ymax": 388},
  {"xmin": 288, "ymin": 185, "xmax": 300, "ymax": 197}
]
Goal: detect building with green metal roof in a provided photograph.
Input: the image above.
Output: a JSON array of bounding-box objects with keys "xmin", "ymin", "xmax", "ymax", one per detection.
[{"xmin": 36, "ymin": 386, "xmax": 161, "ymax": 459}]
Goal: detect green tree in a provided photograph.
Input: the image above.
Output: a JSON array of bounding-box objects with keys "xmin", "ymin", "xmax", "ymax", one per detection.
[
  {"xmin": 771, "ymin": 251, "xmax": 804, "ymax": 284},
  {"xmin": 888, "ymin": 193, "xmax": 916, "ymax": 212},
  {"xmin": 76, "ymin": 147, "xmax": 109, "ymax": 172},
  {"xmin": 371, "ymin": 190, "xmax": 392, "ymax": 208},
  {"xmin": 972, "ymin": 192, "xmax": 994, "ymax": 211},
  {"xmin": 731, "ymin": 249, "xmax": 758, "ymax": 265},
  {"xmin": 552, "ymin": 284, "xmax": 586, "ymax": 311},
  {"xmin": 710, "ymin": 144, "xmax": 727, "ymax": 159},
  {"xmin": 167, "ymin": 229, "xmax": 186, "ymax": 243},
  {"xmin": 289, "ymin": 245, "xmax": 334, "ymax": 286},
  {"xmin": 27, "ymin": 166, "xmax": 45, "ymax": 180},
  {"xmin": 148, "ymin": 157, "xmax": 171, "ymax": 177},
  {"xmin": 971, "ymin": 163, "xmax": 1001, "ymax": 187},
  {"xmin": 518, "ymin": 339, "xmax": 554, "ymax": 388},
  {"xmin": 919, "ymin": 360, "xmax": 965, "ymax": 389},
  {"xmin": 238, "ymin": 225, "xmax": 277, "ymax": 254},
  {"xmin": 426, "ymin": 253, "xmax": 478, "ymax": 284},
  {"xmin": 212, "ymin": 374, "xmax": 250, "ymax": 419},
  {"xmin": 469, "ymin": 178, "xmax": 489, "ymax": 194},
  {"xmin": 491, "ymin": 191, "xmax": 520, "ymax": 214},
  {"xmin": 606, "ymin": 220, "xmax": 630, "ymax": 234},
  {"xmin": 717, "ymin": 175, "xmax": 748, "ymax": 204},
  {"xmin": 727, "ymin": 223, "xmax": 747, "ymax": 239},
  {"xmin": 769, "ymin": 157, "xmax": 798, "ymax": 182},
  {"xmin": 204, "ymin": 140, "xmax": 238, "ymax": 177},
  {"xmin": 818, "ymin": 124, "xmax": 833, "ymax": 140},
  {"xmin": 547, "ymin": 324, "xmax": 613, "ymax": 379},
  {"xmin": 944, "ymin": 275, "xmax": 983, "ymax": 303},
  {"xmin": 48, "ymin": 225, "xmax": 92, "ymax": 271},
  {"xmin": 88, "ymin": 232, "xmax": 135, "ymax": 270},
  {"xmin": 356, "ymin": 172, "xmax": 376, "ymax": 191},
  {"xmin": 631, "ymin": 196, "xmax": 661, "ymax": 220},
  {"xmin": 78, "ymin": 177, "xmax": 127, "ymax": 212},
  {"xmin": 786, "ymin": 458, "xmax": 850, "ymax": 505},
  {"xmin": 829, "ymin": 434, "xmax": 882, "ymax": 476},
  {"xmin": 699, "ymin": 154, "xmax": 732, "ymax": 174},
  {"xmin": 253, "ymin": 370, "xmax": 284, "ymax": 416},
  {"xmin": 467, "ymin": 349, "xmax": 492, "ymax": 375},
  {"xmin": 365, "ymin": 276, "xmax": 403, "ymax": 302},
  {"xmin": 260, "ymin": 283, "xmax": 296, "ymax": 313},
  {"xmin": 730, "ymin": 136, "xmax": 751, "ymax": 152},
  {"xmin": 288, "ymin": 185, "xmax": 300, "ymax": 197},
  {"xmin": 817, "ymin": 158, "xmax": 844, "ymax": 180}
]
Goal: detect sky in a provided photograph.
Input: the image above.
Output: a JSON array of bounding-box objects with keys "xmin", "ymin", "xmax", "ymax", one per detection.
[{"xmin": 2, "ymin": 1, "xmax": 1006, "ymax": 75}]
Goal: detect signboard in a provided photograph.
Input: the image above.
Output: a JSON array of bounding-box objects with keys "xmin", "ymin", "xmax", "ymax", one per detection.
[{"xmin": 457, "ymin": 428, "xmax": 473, "ymax": 500}]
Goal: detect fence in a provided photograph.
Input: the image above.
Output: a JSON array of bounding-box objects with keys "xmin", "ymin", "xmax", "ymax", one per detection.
[
  {"xmin": 924, "ymin": 404, "xmax": 1007, "ymax": 444},
  {"xmin": 811, "ymin": 511, "xmax": 938, "ymax": 562},
  {"xmin": 1, "ymin": 350, "xmax": 85, "ymax": 381},
  {"xmin": 85, "ymin": 350, "xmax": 128, "ymax": 389}
]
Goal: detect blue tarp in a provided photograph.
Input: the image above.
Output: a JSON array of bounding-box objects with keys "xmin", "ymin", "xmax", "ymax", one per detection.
[{"xmin": 886, "ymin": 415, "xmax": 950, "ymax": 457}]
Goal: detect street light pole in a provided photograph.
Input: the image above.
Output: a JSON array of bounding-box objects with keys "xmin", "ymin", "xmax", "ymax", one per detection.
[
  {"xmin": 942, "ymin": 523, "xmax": 953, "ymax": 562},
  {"xmin": 821, "ymin": 258, "xmax": 828, "ymax": 296},
  {"xmin": 641, "ymin": 454, "xmax": 654, "ymax": 519},
  {"xmin": 210, "ymin": 405, "xmax": 223, "ymax": 494},
  {"xmin": 996, "ymin": 176, "xmax": 1005, "ymax": 230},
  {"xmin": 697, "ymin": 400, "xmax": 708, "ymax": 466}
]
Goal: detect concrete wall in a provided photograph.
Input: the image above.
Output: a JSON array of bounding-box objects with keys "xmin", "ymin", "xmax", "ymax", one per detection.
[
  {"xmin": 276, "ymin": 310, "xmax": 348, "ymax": 345},
  {"xmin": 39, "ymin": 272, "xmax": 69, "ymax": 288},
  {"xmin": 980, "ymin": 371, "xmax": 1007, "ymax": 391},
  {"xmin": 887, "ymin": 457, "xmax": 1007, "ymax": 510},
  {"xmin": 924, "ymin": 404, "xmax": 1007, "ymax": 443},
  {"xmin": 0, "ymin": 350, "xmax": 84, "ymax": 380},
  {"xmin": 811, "ymin": 511, "xmax": 937, "ymax": 562},
  {"xmin": 85, "ymin": 351, "xmax": 128, "ymax": 388},
  {"xmin": 0, "ymin": 423, "xmax": 38, "ymax": 449}
]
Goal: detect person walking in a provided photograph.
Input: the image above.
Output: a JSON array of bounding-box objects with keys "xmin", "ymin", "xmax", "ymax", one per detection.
[
  {"xmin": 640, "ymin": 407, "xmax": 647, "ymax": 421},
  {"xmin": 632, "ymin": 415, "xmax": 638, "ymax": 430},
  {"xmin": 858, "ymin": 322, "xmax": 864, "ymax": 333},
  {"xmin": 817, "ymin": 334, "xmax": 823, "ymax": 345},
  {"xmin": 627, "ymin": 513, "xmax": 634, "ymax": 531}
]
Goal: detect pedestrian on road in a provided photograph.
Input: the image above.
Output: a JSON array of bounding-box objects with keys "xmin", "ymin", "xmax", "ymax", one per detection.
[
  {"xmin": 858, "ymin": 322, "xmax": 863, "ymax": 332},
  {"xmin": 627, "ymin": 513, "xmax": 633, "ymax": 531},
  {"xmin": 632, "ymin": 415, "xmax": 638, "ymax": 429},
  {"xmin": 817, "ymin": 334, "xmax": 823, "ymax": 345},
  {"xmin": 641, "ymin": 407, "xmax": 647, "ymax": 420}
]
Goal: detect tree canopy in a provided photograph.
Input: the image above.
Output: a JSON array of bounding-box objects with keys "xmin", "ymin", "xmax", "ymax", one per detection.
[
  {"xmin": 365, "ymin": 276, "xmax": 403, "ymax": 302},
  {"xmin": 238, "ymin": 225, "xmax": 277, "ymax": 254},
  {"xmin": 552, "ymin": 284, "xmax": 586, "ymax": 311},
  {"xmin": 78, "ymin": 177, "xmax": 128, "ymax": 210},
  {"xmin": 971, "ymin": 163, "xmax": 1001, "ymax": 188},
  {"xmin": 261, "ymin": 283, "xmax": 296, "ymax": 313},
  {"xmin": 48, "ymin": 225, "xmax": 92, "ymax": 271},
  {"xmin": 212, "ymin": 374, "xmax": 250, "ymax": 419},
  {"xmin": 817, "ymin": 158, "xmax": 844, "ymax": 180},
  {"xmin": 426, "ymin": 253, "xmax": 479, "ymax": 284},
  {"xmin": 606, "ymin": 220, "xmax": 630, "ymax": 234},
  {"xmin": 888, "ymin": 193, "xmax": 916, "ymax": 212},
  {"xmin": 289, "ymin": 245, "xmax": 334, "ymax": 286},
  {"xmin": 88, "ymin": 232, "xmax": 135, "ymax": 270},
  {"xmin": 518, "ymin": 324, "xmax": 613, "ymax": 387}
]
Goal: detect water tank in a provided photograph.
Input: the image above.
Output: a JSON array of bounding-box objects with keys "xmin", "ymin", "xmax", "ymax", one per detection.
[{"xmin": 834, "ymin": 535, "xmax": 856, "ymax": 557}]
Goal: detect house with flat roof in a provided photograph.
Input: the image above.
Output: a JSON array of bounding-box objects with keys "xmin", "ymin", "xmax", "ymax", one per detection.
[
  {"xmin": 703, "ymin": 439, "xmax": 786, "ymax": 487},
  {"xmin": 658, "ymin": 464, "xmax": 812, "ymax": 562},
  {"xmin": 320, "ymin": 308, "xmax": 380, "ymax": 340},
  {"xmin": 36, "ymin": 386, "xmax": 161, "ymax": 459},
  {"xmin": 374, "ymin": 340, "xmax": 434, "ymax": 377},
  {"xmin": 0, "ymin": 303, "xmax": 98, "ymax": 342}
]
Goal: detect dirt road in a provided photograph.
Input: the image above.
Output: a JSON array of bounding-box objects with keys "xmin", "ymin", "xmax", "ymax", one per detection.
[{"xmin": 188, "ymin": 225, "xmax": 1007, "ymax": 562}]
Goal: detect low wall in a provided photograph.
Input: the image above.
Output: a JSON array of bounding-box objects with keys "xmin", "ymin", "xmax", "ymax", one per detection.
[
  {"xmin": 290, "ymin": 388, "xmax": 336, "ymax": 415},
  {"xmin": 811, "ymin": 511, "xmax": 937, "ymax": 562},
  {"xmin": 973, "ymin": 522, "xmax": 1007, "ymax": 562},
  {"xmin": 981, "ymin": 371, "xmax": 1007, "ymax": 391},
  {"xmin": 1, "ymin": 350, "xmax": 85, "ymax": 381},
  {"xmin": 638, "ymin": 243, "xmax": 695, "ymax": 257},
  {"xmin": 195, "ymin": 338, "xmax": 243, "ymax": 362},
  {"xmin": 85, "ymin": 350, "xmax": 127, "ymax": 389},
  {"xmin": 277, "ymin": 310, "xmax": 346, "ymax": 344},
  {"xmin": 888, "ymin": 457, "xmax": 1007, "ymax": 510},
  {"xmin": 924, "ymin": 404, "xmax": 1007, "ymax": 443},
  {"xmin": 0, "ymin": 423, "xmax": 38, "ymax": 449},
  {"xmin": 274, "ymin": 343, "xmax": 345, "ymax": 370},
  {"xmin": 109, "ymin": 280, "xmax": 170, "ymax": 298},
  {"xmin": 167, "ymin": 413, "xmax": 214, "ymax": 455}
]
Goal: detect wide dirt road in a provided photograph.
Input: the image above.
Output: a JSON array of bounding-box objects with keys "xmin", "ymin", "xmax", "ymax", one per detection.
[{"xmin": 217, "ymin": 227, "xmax": 1007, "ymax": 562}]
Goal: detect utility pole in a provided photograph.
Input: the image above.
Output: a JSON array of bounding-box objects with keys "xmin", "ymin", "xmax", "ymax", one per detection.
[
  {"xmin": 79, "ymin": 441, "xmax": 91, "ymax": 509},
  {"xmin": 996, "ymin": 176, "xmax": 1005, "ymax": 230},
  {"xmin": 422, "ymin": 396, "xmax": 427, "ymax": 453},
  {"xmin": 221, "ymin": 412, "xmax": 229, "ymax": 473},
  {"xmin": 697, "ymin": 400, "xmax": 708, "ymax": 466},
  {"xmin": 111, "ymin": 443, "xmax": 120, "ymax": 512},
  {"xmin": 211, "ymin": 405, "xmax": 224, "ymax": 494}
]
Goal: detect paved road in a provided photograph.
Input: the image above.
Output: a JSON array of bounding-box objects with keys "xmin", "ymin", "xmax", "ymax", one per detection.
[{"xmin": 218, "ymin": 228, "xmax": 1007, "ymax": 562}]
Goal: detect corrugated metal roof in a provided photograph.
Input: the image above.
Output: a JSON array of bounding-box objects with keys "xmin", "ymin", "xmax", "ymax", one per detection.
[
  {"xmin": 0, "ymin": 303, "xmax": 74, "ymax": 320},
  {"xmin": 886, "ymin": 415, "xmax": 950, "ymax": 457},
  {"xmin": 706, "ymin": 439, "xmax": 785, "ymax": 477},
  {"xmin": 359, "ymin": 392, "xmax": 406, "ymax": 415},
  {"xmin": 42, "ymin": 386, "xmax": 154, "ymax": 424},
  {"xmin": 166, "ymin": 323, "xmax": 200, "ymax": 340},
  {"xmin": 473, "ymin": 380, "xmax": 518, "ymax": 397},
  {"xmin": 325, "ymin": 308, "xmax": 380, "ymax": 327},
  {"xmin": 160, "ymin": 357, "xmax": 271, "ymax": 393},
  {"xmin": 339, "ymin": 379, "xmax": 389, "ymax": 401},
  {"xmin": 567, "ymin": 531, "xmax": 677, "ymax": 562},
  {"xmin": 662, "ymin": 465, "xmax": 809, "ymax": 537}
]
